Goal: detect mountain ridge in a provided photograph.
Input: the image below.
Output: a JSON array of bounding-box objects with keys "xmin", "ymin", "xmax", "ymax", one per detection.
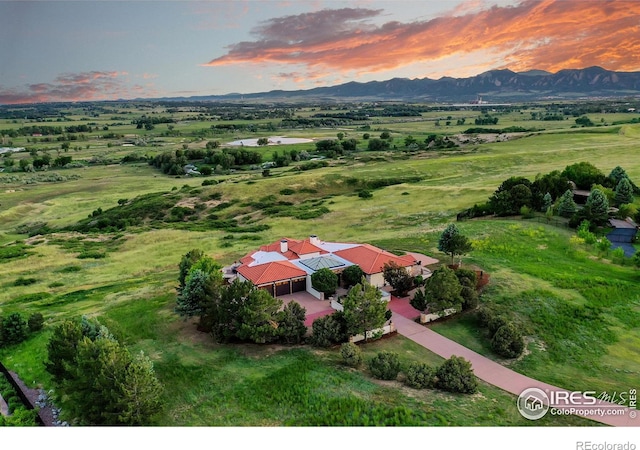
[{"xmin": 162, "ymin": 66, "xmax": 640, "ymax": 103}]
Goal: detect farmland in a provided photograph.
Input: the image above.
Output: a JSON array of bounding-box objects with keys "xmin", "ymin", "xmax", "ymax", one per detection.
[{"xmin": 0, "ymin": 99, "xmax": 639, "ymax": 426}]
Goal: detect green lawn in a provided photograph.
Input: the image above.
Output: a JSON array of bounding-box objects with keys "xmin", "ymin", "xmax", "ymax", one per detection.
[{"xmin": 1, "ymin": 106, "xmax": 639, "ymax": 426}]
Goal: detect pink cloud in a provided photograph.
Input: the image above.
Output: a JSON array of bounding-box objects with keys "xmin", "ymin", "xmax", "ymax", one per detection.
[
  {"xmin": 0, "ymin": 71, "xmax": 154, "ymax": 105},
  {"xmin": 203, "ymin": 1, "xmax": 640, "ymax": 77}
]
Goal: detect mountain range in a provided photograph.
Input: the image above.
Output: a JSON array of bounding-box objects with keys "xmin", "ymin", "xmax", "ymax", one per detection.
[{"xmin": 170, "ymin": 67, "xmax": 640, "ymax": 103}]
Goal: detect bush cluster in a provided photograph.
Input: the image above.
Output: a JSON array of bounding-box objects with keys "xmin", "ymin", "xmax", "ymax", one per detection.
[
  {"xmin": 365, "ymin": 352, "xmax": 477, "ymax": 394},
  {"xmin": 476, "ymin": 307, "xmax": 525, "ymax": 358}
]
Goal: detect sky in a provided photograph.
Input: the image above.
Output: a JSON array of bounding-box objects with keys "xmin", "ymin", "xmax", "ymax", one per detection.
[{"xmin": 1, "ymin": 0, "xmax": 640, "ymax": 104}]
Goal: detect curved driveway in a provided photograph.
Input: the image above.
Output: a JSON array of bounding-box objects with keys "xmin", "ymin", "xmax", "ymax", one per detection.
[{"xmin": 391, "ymin": 312, "xmax": 638, "ymax": 427}]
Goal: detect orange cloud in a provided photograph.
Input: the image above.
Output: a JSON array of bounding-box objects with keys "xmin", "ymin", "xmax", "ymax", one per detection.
[
  {"xmin": 0, "ymin": 71, "xmax": 155, "ymax": 105},
  {"xmin": 204, "ymin": 0, "xmax": 640, "ymax": 77}
]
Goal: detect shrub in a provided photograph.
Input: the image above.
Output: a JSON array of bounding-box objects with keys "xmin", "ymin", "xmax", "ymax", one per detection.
[
  {"xmin": 358, "ymin": 190, "xmax": 373, "ymax": 199},
  {"xmin": 491, "ymin": 323, "xmax": 525, "ymax": 358},
  {"xmin": 202, "ymin": 179, "xmax": 217, "ymax": 186},
  {"xmin": 611, "ymin": 247, "xmax": 626, "ymax": 265},
  {"xmin": 27, "ymin": 313, "xmax": 45, "ymax": 333},
  {"xmin": 487, "ymin": 315, "xmax": 510, "ymax": 336},
  {"xmin": 279, "ymin": 188, "xmax": 295, "ymax": 195},
  {"xmin": 340, "ymin": 342, "xmax": 363, "ymax": 367},
  {"xmin": 520, "ymin": 205, "xmax": 535, "ymax": 219},
  {"xmin": 435, "ymin": 356, "xmax": 478, "ymax": 394},
  {"xmin": 13, "ymin": 277, "xmax": 38, "ymax": 286},
  {"xmin": 404, "ymin": 362, "xmax": 436, "ymax": 389},
  {"xmin": 460, "ymin": 285, "xmax": 479, "ymax": 310},
  {"xmin": 368, "ymin": 351, "xmax": 401, "ymax": 380},
  {"xmin": 77, "ymin": 250, "xmax": 106, "ymax": 259},
  {"xmin": 0, "ymin": 313, "xmax": 29, "ymax": 347}
]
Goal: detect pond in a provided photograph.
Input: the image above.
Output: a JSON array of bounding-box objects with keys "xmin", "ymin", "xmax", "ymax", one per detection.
[{"xmin": 226, "ymin": 136, "xmax": 313, "ymax": 147}]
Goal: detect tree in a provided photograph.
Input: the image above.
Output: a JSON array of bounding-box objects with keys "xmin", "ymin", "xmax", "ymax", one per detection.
[
  {"xmin": 368, "ymin": 351, "xmax": 401, "ymax": 380},
  {"xmin": 491, "ymin": 323, "xmax": 525, "ymax": 358},
  {"xmin": 455, "ymin": 269, "xmax": 479, "ymax": 311},
  {"xmin": 436, "ymin": 356, "xmax": 478, "ymax": 394},
  {"xmin": 585, "ymin": 188, "xmax": 609, "ymax": 225},
  {"xmin": 410, "ymin": 288, "xmax": 428, "ymax": 313},
  {"xmin": 437, "ymin": 223, "xmax": 473, "ymax": 265},
  {"xmin": 561, "ymin": 162, "xmax": 605, "ymax": 190},
  {"xmin": 341, "ymin": 138, "xmax": 357, "ymax": 152},
  {"xmin": 178, "ymin": 249, "xmax": 204, "ymax": 289},
  {"xmin": 342, "ymin": 265, "xmax": 364, "ymax": 287},
  {"xmin": 45, "ymin": 319, "xmax": 83, "ymax": 384},
  {"xmin": 421, "ymin": 266, "xmax": 463, "ymax": 315},
  {"xmin": 118, "ymin": 351, "xmax": 164, "ymax": 426},
  {"xmin": 614, "ymin": 177, "xmax": 634, "ymax": 206},
  {"xmin": 342, "ymin": 279, "xmax": 389, "ymax": 341},
  {"xmin": 175, "ymin": 255, "xmax": 223, "ymax": 331},
  {"xmin": 277, "ymin": 301, "xmax": 307, "ymax": 344},
  {"xmin": 257, "ymin": 137, "xmax": 269, "ymax": 146},
  {"xmin": 542, "ymin": 192, "xmax": 553, "ymax": 212},
  {"xmin": 382, "ymin": 261, "xmax": 413, "ymax": 296},
  {"xmin": 557, "ymin": 189, "xmax": 578, "ymax": 218},
  {"xmin": 66, "ymin": 333, "xmax": 162, "ymax": 425},
  {"xmin": 175, "ymin": 269, "xmax": 214, "ymax": 319},
  {"xmin": 0, "ymin": 313, "xmax": 28, "ymax": 347},
  {"xmin": 367, "ymin": 138, "xmax": 390, "ymax": 151},
  {"xmin": 311, "ymin": 268, "xmax": 338, "ymax": 296},
  {"xmin": 235, "ymin": 288, "xmax": 282, "ymax": 344},
  {"xmin": 309, "ymin": 312, "xmax": 348, "ymax": 347}
]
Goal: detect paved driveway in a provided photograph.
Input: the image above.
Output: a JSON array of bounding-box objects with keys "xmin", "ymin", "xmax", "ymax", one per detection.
[{"xmin": 392, "ymin": 313, "xmax": 638, "ymax": 427}]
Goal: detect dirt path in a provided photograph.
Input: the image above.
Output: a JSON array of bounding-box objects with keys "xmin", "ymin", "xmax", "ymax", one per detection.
[{"xmin": 392, "ymin": 312, "xmax": 638, "ymax": 427}]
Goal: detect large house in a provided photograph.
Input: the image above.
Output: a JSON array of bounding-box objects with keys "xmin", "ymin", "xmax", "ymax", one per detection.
[{"xmin": 227, "ymin": 235, "xmax": 434, "ymax": 299}]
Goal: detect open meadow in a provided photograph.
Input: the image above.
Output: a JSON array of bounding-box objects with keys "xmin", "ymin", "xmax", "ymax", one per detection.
[{"xmin": 0, "ymin": 100, "xmax": 639, "ymax": 426}]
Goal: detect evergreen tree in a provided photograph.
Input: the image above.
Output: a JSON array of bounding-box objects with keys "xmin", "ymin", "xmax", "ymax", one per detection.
[
  {"xmin": 557, "ymin": 189, "xmax": 578, "ymax": 218},
  {"xmin": 45, "ymin": 320, "xmax": 83, "ymax": 384},
  {"xmin": 585, "ymin": 188, "xmax": 610, "ymax": 225},
  {"xmin": 342, "ymin": 278, "xmax": 389, "ymax": 341},
  {"xmin": 277, "ymin": 301, "xmax": 307, "ymax": 344},
  {"xmin": 178, "ymin": 249, "xmax": 204, "ymax": 289},
  {"xmin": 542, "ymin": 192, "xmax": 553, "ymax": 212},
  {"xmin": 614, "ymin": 177, "xmax": 634, "ymax": 206},
  {"xmin": 235, "ymin": 288, "xmax": 282, "ymax": 344},
  {"xmin": 608, "ymin": 166, "xmax": 628, "ymax": 187}
]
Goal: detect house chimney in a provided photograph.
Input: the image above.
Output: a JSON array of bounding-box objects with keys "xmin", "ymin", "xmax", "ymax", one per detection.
[
  {"xmin": 309, "ymin": 235, "xmax": 319, "ymax": 246},
  {"xmin": 280, "ymin": 239, "xmax": 288, "ymax": 253}
]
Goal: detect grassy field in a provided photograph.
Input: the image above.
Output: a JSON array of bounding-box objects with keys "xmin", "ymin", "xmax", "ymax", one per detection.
[{"xmin": 1, "ymin": 102, "xmax": 639, "ymax": 426}]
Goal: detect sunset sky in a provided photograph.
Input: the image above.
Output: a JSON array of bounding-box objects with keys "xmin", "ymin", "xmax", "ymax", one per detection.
[{"xmin": 1, "ymin": 0, "xmax": 640, "ymax": 104}]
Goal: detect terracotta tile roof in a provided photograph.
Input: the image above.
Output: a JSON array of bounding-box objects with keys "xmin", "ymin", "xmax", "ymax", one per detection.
[
  {"xmin": 288, "ymin": 240, "xmax": 325, "ymax": 256},
  {"xmin": 334, "ymin": 244, "xmax": 416, "ymax": 275},
  {"xmin": 237, "ymin": 260, "xmax": 307, "ymax": 285}
]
